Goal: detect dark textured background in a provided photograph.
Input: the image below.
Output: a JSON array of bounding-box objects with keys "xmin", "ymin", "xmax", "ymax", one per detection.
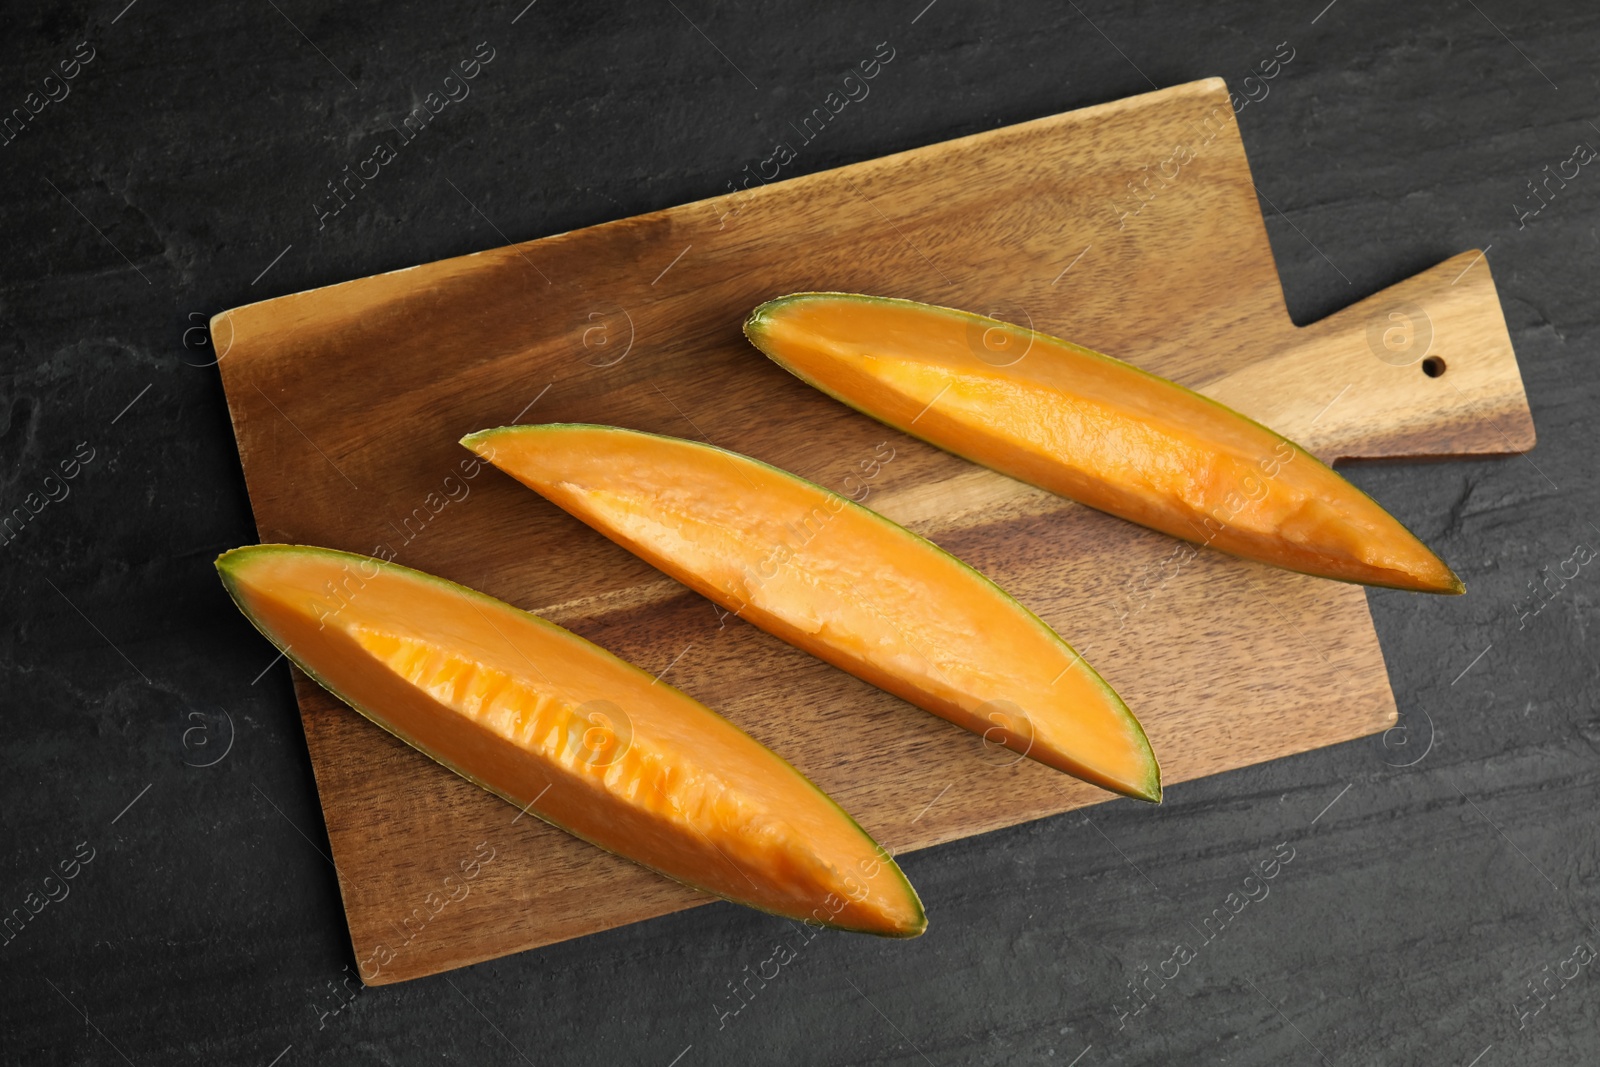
[{"xmin": 2, "ymin": 0, "xmax": 1596, "ymax": 1063}]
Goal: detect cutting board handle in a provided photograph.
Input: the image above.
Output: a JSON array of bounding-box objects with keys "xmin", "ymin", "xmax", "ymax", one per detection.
[{"xmin": 1198, "ymin": 251, "xmax": 1535, "ymax": 463}]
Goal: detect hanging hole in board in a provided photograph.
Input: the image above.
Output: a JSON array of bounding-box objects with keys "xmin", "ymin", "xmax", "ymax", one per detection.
[{"xmin": 1421, "ymin": 356, "xmax": 1447, "ymax": 378}]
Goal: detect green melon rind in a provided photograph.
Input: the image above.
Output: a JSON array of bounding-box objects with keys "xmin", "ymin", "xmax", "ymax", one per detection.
[
  {"xmin": 744, "ymin": 291, "xmax": 1464, "ymax": 597},
  {"xmin": 462, "ymin": 424, "xmax": 1162, "ymax": 804},
  {"xmin": 215, "ymin": 543, "xmax": 926, "ymax": 938}
]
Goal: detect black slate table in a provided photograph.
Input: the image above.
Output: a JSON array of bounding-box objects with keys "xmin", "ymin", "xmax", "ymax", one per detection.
[{"xmin": 2, "ymin": 1, "xmax": 1596, "ymax": 1064}]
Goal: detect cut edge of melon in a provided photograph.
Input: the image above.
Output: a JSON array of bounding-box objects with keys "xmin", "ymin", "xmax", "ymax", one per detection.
[
  {"xmin": 462, "ymin": 424, "xmax": 1163, "ymax": 805},
  {"xmin": 744, "ymin": 292, "xmax": 1465, "ymax": 597},
  {"xmin": 215, "ymin": 543, "xmax": 927, "ymax": 939}
]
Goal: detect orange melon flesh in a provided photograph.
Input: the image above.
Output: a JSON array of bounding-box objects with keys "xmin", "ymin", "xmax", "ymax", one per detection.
[
  {"xmin": 462, "ymin": 424, "xmax": 1161, "ymax": 802},
  {"xmin": 215, "ymin": 545, "xmax": 924, "ymax": 937},
  {"xmin": 744, "ymin": 293, "xmax": 1463, "ymax": 594}
]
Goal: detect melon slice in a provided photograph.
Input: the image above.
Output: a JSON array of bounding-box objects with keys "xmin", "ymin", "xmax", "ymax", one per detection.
[
  {"xmin": 744, "ymin": 292, "xmax": 1463, "ymax": 594},
  {"xmin": 461, "ymin": 424, "xmax": 1161, "ymax": 803},
  {"xmin": 216, "ymin": 545, "xmax": 924, "ymax": 936}
]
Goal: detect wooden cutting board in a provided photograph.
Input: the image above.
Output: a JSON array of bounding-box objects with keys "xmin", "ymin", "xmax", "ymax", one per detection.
[{"xmin": 213, "ymin": 77, "xmax": 1533, "ymax": 984}]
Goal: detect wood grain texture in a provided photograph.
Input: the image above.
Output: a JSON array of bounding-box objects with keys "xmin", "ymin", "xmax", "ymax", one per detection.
[{"xmin": 211, "ymin": 78, "xmax": 1532, "ymax": 984}]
